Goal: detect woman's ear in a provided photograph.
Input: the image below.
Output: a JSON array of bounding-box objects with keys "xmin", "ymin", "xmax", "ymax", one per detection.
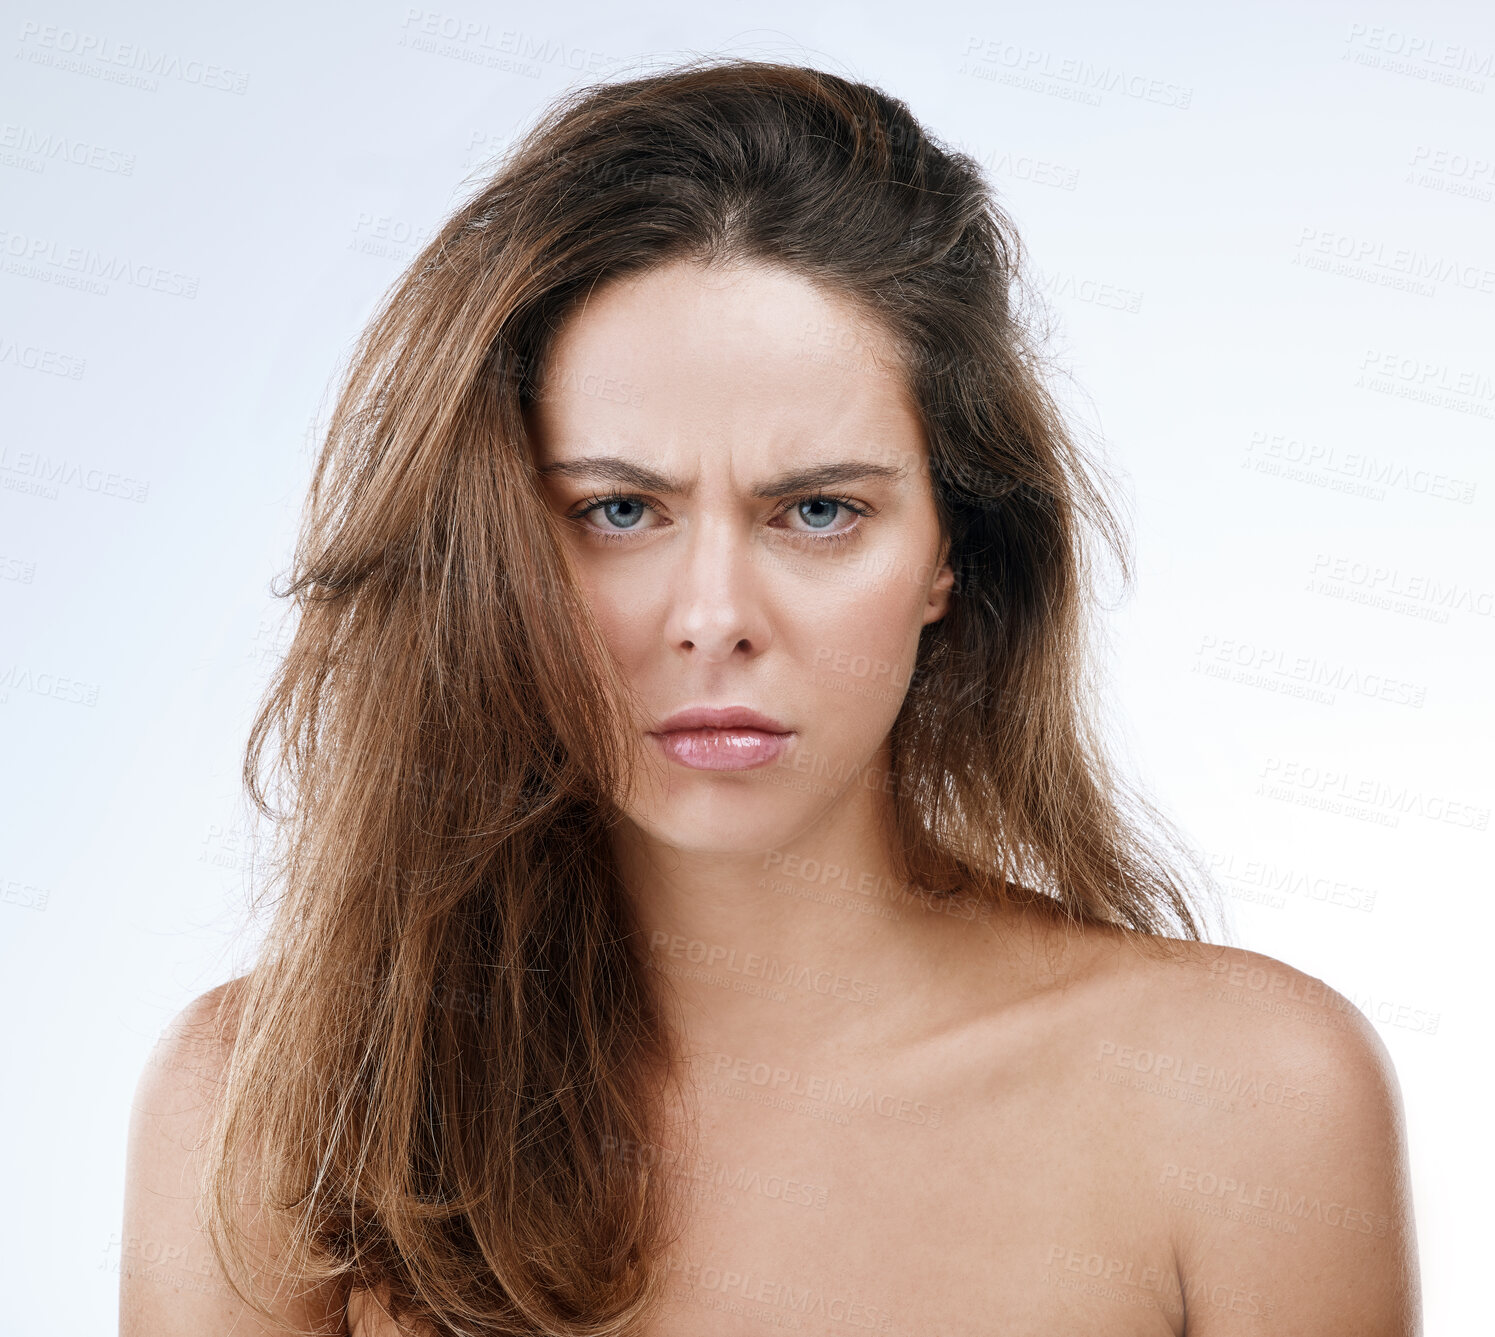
[{"xmin": 922, "ymin": 537, "xmax": 955, "ymax": 626}]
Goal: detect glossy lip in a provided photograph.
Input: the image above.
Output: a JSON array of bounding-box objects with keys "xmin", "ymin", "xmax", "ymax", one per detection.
[
  {"xmin": 647, "ymin": 705, "xmax": 795, "ymax": 772},
  {"xmin": 649, "ymin": 705, "xmax": 792, "ymax": 734}
]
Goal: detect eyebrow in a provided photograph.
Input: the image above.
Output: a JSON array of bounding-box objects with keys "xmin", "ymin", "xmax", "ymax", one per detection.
[{"xmin": 535, "ymin": 455, "xmax": 909, "ymax": 498}]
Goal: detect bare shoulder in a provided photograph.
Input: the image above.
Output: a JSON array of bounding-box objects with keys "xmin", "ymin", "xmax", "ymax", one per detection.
[
  {"xmin": 144, "ymin": 976, "xmax": 251, "ymax": 1087},
  {"xmin": 121, "ymin": 975, "xmax": 348, "ymax": 1336},
  {"xmin": 127, "ymin": 976, "xmax": 252, "ymax": 1161},
  {"xmin": 1078, "ymin": 933, "xmax": 1422, "ymax": 1335},
  {"xmin": 1091, "ymin": 935, "xmax": 1397, "ymax": 1077}
]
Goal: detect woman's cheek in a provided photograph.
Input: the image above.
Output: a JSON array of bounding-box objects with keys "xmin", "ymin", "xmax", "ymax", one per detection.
[
  {"xmin": 576, "ymin": 556, "xmax": 648, "ymax": 650},
  {"xmin": 805, "ymin": 586, "xmax": 924, "ymax": 726}
]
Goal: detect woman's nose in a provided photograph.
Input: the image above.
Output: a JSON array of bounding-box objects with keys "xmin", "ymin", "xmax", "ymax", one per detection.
[{"xmin": 661, "ymin": 516, "xmax": 771, "ymax": 662}]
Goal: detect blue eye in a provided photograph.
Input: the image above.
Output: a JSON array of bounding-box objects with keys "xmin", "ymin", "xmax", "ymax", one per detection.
[
  {"xmin": 567, "ymin": 491, "xmax": 871, "ymax": 548},
  {"xmin": 797, "ymin": 498, "xmax": 842, "ymax": 529},
  {"xmin": 597, "ymin": 498, "xmax": 647, "ymax": 529},
  {"xmin": 567, "ymin": 492, "xmax": 659, "ymax": 537}
]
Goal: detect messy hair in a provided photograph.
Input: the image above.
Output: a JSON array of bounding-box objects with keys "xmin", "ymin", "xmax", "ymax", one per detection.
[{"xmin": 201, "ymin": 55, "xmax": 1217, "ymax": 1337}]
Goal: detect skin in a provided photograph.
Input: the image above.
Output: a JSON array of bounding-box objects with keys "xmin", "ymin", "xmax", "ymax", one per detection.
[
  {"xmin": 120, "ymin": 259, "xmax": 1421, "ymax": 1336},
  {"xmin": 525, "ymin": 257, "xmax": 964, "ymax": 1069}
]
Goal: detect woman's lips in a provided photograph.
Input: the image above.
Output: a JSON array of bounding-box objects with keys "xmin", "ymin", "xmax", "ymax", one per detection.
[{"xmin": 649, "ymin": 727, "xmax": 794, "ymax": 771}]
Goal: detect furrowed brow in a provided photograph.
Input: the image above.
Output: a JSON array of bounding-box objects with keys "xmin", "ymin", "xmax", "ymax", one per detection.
[
  {"xmin": 751, "ymin": 461, "xmax": 908, "ymax": 498},
  {"xmin": 536, "ymin": 456, "xmax": 680, "ymax": 492},
  {"xmin": 535, "ymin": 455, "xmax": 908, "ymax": 497}
]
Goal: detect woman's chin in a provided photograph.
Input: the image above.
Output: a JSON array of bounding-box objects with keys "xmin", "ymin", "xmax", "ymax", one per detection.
[{"xmin": 624, "ymin": 801, "xmax": 821, "ymax": 860}]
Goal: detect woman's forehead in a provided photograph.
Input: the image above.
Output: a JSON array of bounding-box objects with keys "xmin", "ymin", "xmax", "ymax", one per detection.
[{"xmin": 527, "ymin": 259, "xmax": 922, "ymax": 464}]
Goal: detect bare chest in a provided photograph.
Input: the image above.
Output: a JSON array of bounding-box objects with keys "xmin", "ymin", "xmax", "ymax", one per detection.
[{"xmin": 633, "ymin": 1044, "xmax": 1185, "ymax": 1337}]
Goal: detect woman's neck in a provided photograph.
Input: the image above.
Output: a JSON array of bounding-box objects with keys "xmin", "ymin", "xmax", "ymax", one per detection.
[{"xmin": 609, "ymin": 790, "xmax": 1012, "ymax": 1068}]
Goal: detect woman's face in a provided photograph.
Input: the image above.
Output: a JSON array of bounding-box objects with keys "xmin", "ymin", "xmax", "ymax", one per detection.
[{"xmin": 525, "ymin": 258, "xmax": 954, "ymax": 856}]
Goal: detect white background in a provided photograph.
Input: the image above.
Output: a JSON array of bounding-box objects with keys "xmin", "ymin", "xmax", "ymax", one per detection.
[{"xmin": 2, "ymin": 0, "xmax": 1489, "ymax": 1331}]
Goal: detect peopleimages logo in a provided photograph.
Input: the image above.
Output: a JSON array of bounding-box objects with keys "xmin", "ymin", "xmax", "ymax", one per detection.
[
  {"xmin": 1246, "ymin": 427, "xmax": 1478, "ymax": 502},
  {"xmin": 0, "ymin": 445, "xmax": 149, "ymax": 503},
  {"xmin": 1191, "ymin": 849, "xmax": 1378, "ymax": 914},
  {"xmin": 16, "ymin": 21, "xmax": 250, "ymax": 93},
  {"xmin": 1293, "ymin": 226, "xmax": 1495, "ymax": 296},
  {"xmin": 1343, "ymin": 21, "xmax": 1494, "ymax": 90},
  {"xmin": 1094, "ymin": 1040, "xmax": 1324, "ymax": 1114},
  {"xmin": 957, "ymin": 36, "xmax": 1194, "ymax": 108},
  {"xmin": 706, "ymin": 1051, "xmax": 943, "ymax": 1127},
  {"xmin": 648, "ymin": 930, "xmax": 880, "ymax": 1005},
  {"xmin": 1307, "ymin": 552, "xmax": 1493, "ymax": 622},
  {"xmin": 1194, "ymin": 633, "xmax": 1427, "ymax": 709},
  {"xmin": 0, "ymin": 228, "xmax": 199, "ymax": 299},
  {"xmin": 1159, "ymin": 1164, "xmax": 1392, "ymax": 1237},
  {"xmin": 0, "ymin": 121, "xmax": 137, "ymax": 175},
  {"xmin": 1258, "ymin": 756, "xmax": 1489, "ymax": 831}
]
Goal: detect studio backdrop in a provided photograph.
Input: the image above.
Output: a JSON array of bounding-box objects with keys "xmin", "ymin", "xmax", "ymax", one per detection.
[{"xmin": 1, "ymin": 1, "xmax": 1489, "ymax": 1332}]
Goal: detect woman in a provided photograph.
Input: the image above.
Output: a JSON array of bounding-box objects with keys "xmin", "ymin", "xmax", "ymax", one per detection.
[{"xmin": 120, "ymin": 57, "xmax": 1420, "ymax": 1337}]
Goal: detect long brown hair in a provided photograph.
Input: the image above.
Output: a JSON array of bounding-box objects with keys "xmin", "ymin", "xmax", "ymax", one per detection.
[{"xmin": 201, "ymin": 54, "xmax": 1221, "ymax": 1337}]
